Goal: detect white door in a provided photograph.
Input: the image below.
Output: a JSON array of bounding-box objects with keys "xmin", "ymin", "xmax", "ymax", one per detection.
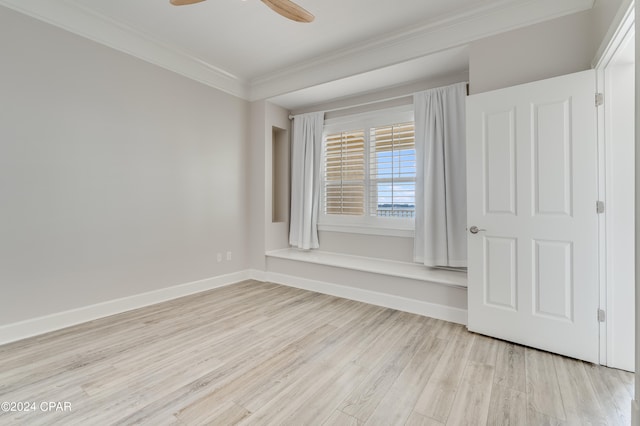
[{"xmin": 466, "ymin": 70, "xmax": 599, "ymax": 363}]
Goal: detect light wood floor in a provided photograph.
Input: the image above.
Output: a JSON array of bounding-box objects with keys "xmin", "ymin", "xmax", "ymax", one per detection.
[{"xmin": 0, "ymin": 280, "xmax": 634, "ymax": 425}]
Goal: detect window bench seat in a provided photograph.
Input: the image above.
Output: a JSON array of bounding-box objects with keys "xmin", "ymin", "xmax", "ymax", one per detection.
[{"xmin": 265, "ymin": 248, "xmax": 467, "ymax": 289}]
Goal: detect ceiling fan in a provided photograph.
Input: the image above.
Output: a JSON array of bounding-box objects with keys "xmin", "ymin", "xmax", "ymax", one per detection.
[{"xmin": 170, "ymin": 0, "xmax": 315, "ymax": 23}]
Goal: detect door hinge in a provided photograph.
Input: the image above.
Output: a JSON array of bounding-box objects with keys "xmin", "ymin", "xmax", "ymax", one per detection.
[
  {"xmin": 595, "ymin": 93, "xmax": 604, "ymax": 107},
  {"xmin": 598, "ymin": 309, "xmax": 606, "ymax": 323},
  {"xmin": 596, "ymin": 201, "xmax": 605, "ymax": 214}
]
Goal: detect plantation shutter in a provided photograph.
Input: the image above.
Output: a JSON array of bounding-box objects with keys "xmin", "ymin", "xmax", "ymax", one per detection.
[{"xmin": 323, "ymin": 130, "xmax": 366, "ymax": 215}]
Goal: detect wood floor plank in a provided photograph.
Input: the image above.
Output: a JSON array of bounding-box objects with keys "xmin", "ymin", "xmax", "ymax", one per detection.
[
  {"xmin": 240, "ymin": 361, "xmax": 370, "ymax": 425},
  {"xmin": 238, "ymin": 309, "xmax": 417, "ymax": 424},
  {"xmin": 486, "ymin": 384, "xmax": 527, "ymax": 426},
  {"xmin": 72, "ymin": 349, "xmax": 227, "ymax": 425},
  {"xmin": 322, "ymin": 410, "xmax": 362, "ymax": 425},
  {"xmin": 467, "ymin": 333, "xmax": 500, "ymax": 367},
  {"xmin": 351, "ymin": 310, "xmax": 409, "ymax": 368},
  {"xmin": 364, "ymin": 336, "xmax": 448, "ymax": 425},
  {"xmin": 73, "ymin": 292, "xmax": 336, "ymax": 424},
  {"xmin": 553, "ymin": 356, "xmax": 608, "ymax": 425},
  {"xmin": 337, "ymin": 315, "xmax": 432, "ymax": 422},
  {"xmin": 134, "ymin": 301, "xmax": 380, "ymax": 425},
  {"xmin": 412, "ymin": 325, "xmax": 476, "ymax": 423},
  {"xmin": 0, "ymin": 280, "xmax": 633, "ymax": 426},
  {"xmin": 273, "ymin": 315, "xmax": 414, "ymax": 425},
  {"xmin": 282, "ymin": 362, "xmax": 370, "ymax": 426},
  {"xmin": 112, "ymin": 324, "xmax": 340, "ymax": 424},
  {"xmin": 584, "ymin": 363, "xmax": 634, "ymax": 426},
  {"xmin": 166, "ymin": 325, "xmax": 336, "ymax": 418},
  {"xmin": 445, "ymin": 362, "xmax": 495, "ymax": 426},
  {"xmin": 405, "ymin": 412, "xmax": 445, "ymax": 426},
  {"xmin": 432, "ymin": 318, "xmax": 458, "ymax": 340},
  {"xmin": 494, "ymin": 340, "xmax": 526, "ymax": 392},
  {"xmin": 525, "ymin": 348, "xmax": 566, "ymax": 421},
  {"xmin": 176, "ymin": 399, "xmax": 250, "ymax": 425},
  {"xmin": 526, "ymin": 408, "xmax": 567, "ymax": 426},
  {"xmin": 236, "ymin": 303, "xmax": 390, "ymax": 414},
  {"xmin": 616, "ymin": 367, "xmax": 635, "ymax": 392},
  {"xmin": 0, "ymin": 282, "xmax": 283, "ymax": 390}
]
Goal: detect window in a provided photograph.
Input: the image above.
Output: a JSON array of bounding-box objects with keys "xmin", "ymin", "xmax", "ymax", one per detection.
[
  {"xmin": 320, "ymin": 106, "xmax": 415, "ymax": 235},
  {"xmin": 368, "ymin": 122, "xmax": 416, "ymax": 218}
]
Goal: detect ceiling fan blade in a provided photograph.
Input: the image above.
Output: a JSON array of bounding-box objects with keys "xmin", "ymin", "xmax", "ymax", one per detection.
[
  {"xmin": 261, "ymin": 0, "xmax": 314, "ymax": 23},
  {"xmin": 170, "ymin": 0, "xmax": 206, "ymax": 6}
]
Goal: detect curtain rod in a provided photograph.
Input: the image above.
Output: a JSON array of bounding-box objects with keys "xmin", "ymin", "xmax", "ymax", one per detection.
[
  {"xmin": 288, "ymin": 82, "xmax": 469, "ymax": 120},
  {"xmin": 288, "ymin": 93, "xmax": 411, "ymax": 120}
]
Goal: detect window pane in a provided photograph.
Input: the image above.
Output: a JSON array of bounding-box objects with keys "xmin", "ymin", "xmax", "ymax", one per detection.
[{"xmin": 369, "ymin": 122, "xmax": 416, "ymax": 218}]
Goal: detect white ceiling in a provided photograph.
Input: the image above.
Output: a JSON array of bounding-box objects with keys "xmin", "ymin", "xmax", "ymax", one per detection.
[
  {"xmin": 67, "ymin": 0, "xmax": 488, "ymax": 80},
  {"xmin": 0, "ymin": 0, "xmax": 595, "ymax": 108}
]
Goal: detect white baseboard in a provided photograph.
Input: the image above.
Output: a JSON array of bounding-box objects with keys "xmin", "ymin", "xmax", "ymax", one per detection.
[
  {"xmin": 248, "ymin": 269, "xmax": 268, "ymax": 282},
  {"xmin": 264, "ymin": 271, "xmax": 468, "ymax": 325},
  {"xmin": 0, "ymin": 270, "xmax": 250, "ymax": 346}
]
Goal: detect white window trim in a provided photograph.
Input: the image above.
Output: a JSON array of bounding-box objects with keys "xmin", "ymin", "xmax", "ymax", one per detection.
[{"xmin": 319, "ymin": 105, "xmax": 416, "ymax": 237}]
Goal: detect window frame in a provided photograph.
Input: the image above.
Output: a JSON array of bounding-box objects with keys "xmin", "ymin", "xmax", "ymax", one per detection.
[{"xmin": 319, "ymin": 105, "xmax": 416, "ymax": 237}]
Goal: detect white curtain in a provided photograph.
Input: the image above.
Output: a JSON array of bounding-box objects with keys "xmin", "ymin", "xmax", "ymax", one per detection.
[
  {"xmin": 413, "ymin": 82, "xmax": 467, "ymax": 267},
  {"xmin": 289, "ymin": 112, "xmax": 324, "ymax": 250}
]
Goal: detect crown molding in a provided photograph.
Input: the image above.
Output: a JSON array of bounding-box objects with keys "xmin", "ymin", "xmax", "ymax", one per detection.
[
  {"xmin": 249, "ymin": 0, "xmax": 595, "ymax": 101},
  {"xmin": 0, "ymin": 0, "xmax": 249, "ymax": 99},
  {"xmin": 0, "ymin": 0, "xmax": 593, "ymax": 102}
]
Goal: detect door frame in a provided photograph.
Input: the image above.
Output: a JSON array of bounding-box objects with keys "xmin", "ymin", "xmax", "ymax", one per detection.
[{"xmin": 594, "ymin": 0, "xmax": 635, "ymax": 368}]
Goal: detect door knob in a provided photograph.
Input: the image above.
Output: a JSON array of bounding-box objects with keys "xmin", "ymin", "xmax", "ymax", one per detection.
[{"xmin": 469, "ymin": 226, "xmax": 486, "ymax": 234}]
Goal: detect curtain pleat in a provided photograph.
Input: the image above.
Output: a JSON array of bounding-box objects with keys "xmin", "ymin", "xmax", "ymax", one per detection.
[
  {"xmin": 413, "ymin": 83, "xmax": 467, "ymax": 267},
  {"xmin": 289, "ymin": 112, "xmax": 324, "ymax": 250}
]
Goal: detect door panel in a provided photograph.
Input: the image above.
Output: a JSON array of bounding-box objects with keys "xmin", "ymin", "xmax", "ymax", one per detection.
[
  {"xmin": 484, "ymin": 109, "xmax": 517, "ymax": 215},
  {"xmin": 533, "ymin": 240, "xmax": 573, "ymax": 321},
  {"xmin": 533, "ymin": 100, "xmax": 573, "ymax": 216},
  {"xmin": 467, "ymin": 70, "xmax": 599, "ymax": 363},
  {"xmin": 484, "ymin": 237, "xmax": 517, "ymax": 311}
]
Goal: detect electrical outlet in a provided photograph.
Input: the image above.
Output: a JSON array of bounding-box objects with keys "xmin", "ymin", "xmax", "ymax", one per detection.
[
  {"xmin": 217, "ymin": 253, "xmax": 222, "ymax": 262},
  {"xmin": 226, "ymin": 251, "xmax": 232, "ymax": 261}
]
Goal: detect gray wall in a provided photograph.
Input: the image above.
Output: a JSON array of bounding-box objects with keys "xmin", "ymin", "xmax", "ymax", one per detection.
[
  {"xmin": 469, "ymin": 10, "xmax": 595, "ymax": 94},
  {"xmin": 248, "ymin": 100, "xmax": 291, "ymax": 271},
  {"xmin": 0, "ymin": 7, "xmax": 249, "ymax": 325},
  {"xmin": 317, "ymin": 232, "xmax": 414, "ymax": 262},
  {"xmin": 592, "ymin": 0, "xmax": 625, "ymax": 54}
]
